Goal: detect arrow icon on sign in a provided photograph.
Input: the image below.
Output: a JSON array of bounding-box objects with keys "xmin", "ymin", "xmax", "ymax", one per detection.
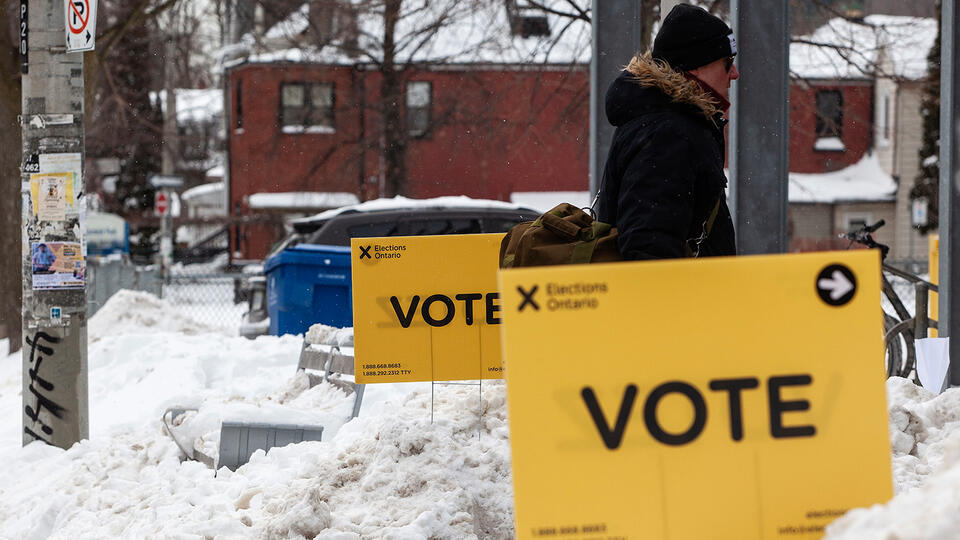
[
  {"xmin": 85, "ymin": 30, "xmax": 91, "ymax": 43},
  {"xmin": 818, "ymin": 270, "xmax": 854, "ymax": 300}
]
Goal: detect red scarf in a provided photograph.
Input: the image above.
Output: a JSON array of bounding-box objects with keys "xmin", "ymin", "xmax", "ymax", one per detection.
[{"xmin": 683, "ymin": 72, "xmax": 730, "ymax": 114}]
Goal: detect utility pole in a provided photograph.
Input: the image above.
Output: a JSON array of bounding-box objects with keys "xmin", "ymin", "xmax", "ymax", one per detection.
[
  {"xmin": 159, "ymin": 31, "xmax": 179, "ymax": 275},
  {"xmin": 939, "ymin": 0, "xmax": 960, "ymax": 385},
  {"xmin": 21, "ymin": 0, "xmax": 90, "ymax": 448},
  {"xmin": 590, "ymin": 0, "xmax": 644, "ymax": 198},
  {"xmin": 729, "ymin": 0, "xmax": 790, "ymax": 254}
]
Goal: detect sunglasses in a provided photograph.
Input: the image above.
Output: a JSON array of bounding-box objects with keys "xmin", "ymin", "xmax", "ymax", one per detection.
[{"xmin": 724, "ymin": 56, "xmax": 736, "ymax": 73}]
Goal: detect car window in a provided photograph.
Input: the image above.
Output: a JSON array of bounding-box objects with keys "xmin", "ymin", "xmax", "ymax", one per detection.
[
  {"xmin": 485, "ymin": 217, "xmax": 528, "ymax": 233},
  {"xmin": 406, "ymin": 218, "xmax": 482, "ymax": 236},
  {"xmin": 347, "ymin": 221, "xmax": 401, "ymax": 238}
]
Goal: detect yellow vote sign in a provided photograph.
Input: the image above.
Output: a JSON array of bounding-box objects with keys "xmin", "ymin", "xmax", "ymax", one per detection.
[
  {"xmin": 352, "ymin": 234, "xmax": 505, "ymax": 383},
  {"xmin": 499, "ymin": 250, "xmax": 892, "ymax": 540}
]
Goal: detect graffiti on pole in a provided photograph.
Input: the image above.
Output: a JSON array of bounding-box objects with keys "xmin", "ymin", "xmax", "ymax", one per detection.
[{"xmin": 23, "ymin": 331, "xmax": 66, "ymax": 444}]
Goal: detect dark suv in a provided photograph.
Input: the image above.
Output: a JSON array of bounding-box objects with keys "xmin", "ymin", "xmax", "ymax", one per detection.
[{"xmin": 240, "ymin": 197, "xmax": 540, "ymax": 338}]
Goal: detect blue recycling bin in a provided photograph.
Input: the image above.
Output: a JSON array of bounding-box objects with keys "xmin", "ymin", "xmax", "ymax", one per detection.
[{"xmin": 264, "ymin": 244, "xmax": 353, "ymax": 336}]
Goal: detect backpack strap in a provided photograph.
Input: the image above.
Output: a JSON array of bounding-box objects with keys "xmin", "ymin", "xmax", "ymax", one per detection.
[
  {"xmin": 570, "ymin": 221, "xmax": 612, "ymax": 264},
  {"xmin": 685, "ymin": 195, "xmax": 723, "ymax": 257}
]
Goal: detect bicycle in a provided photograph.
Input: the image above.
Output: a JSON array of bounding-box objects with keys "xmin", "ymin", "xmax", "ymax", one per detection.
[{"xmin": 840, "ymin": 220, "xmax": 938, "ymax": 378}]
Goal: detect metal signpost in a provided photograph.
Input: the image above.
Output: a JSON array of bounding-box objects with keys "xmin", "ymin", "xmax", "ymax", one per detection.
[
  {"xmin": 150, "ymin": 174, "xmax": 183, "ymax": 276},
  {"xmin": 939, "ymin": 1, "xmax": 960, "ymax": 385},
  {"xmin": 729, "ymin": 0, "xmax": 790, "ymax": 255},
  {"xmin": 21, "ymin": 0, "xmax": 90, "ymax": 448},
  {"xmin": 589, "ymin": 0, "xmax": 644, "ymax": 198}
]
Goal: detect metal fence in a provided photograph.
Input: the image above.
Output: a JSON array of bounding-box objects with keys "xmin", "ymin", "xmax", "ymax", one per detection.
[
  {"xmin": 87, "ymin": 256, "xmax": 163, "ymax": 317},
  {"xmin": 162, "ymin": 271, "xmax": 248, "ymax": 331}
]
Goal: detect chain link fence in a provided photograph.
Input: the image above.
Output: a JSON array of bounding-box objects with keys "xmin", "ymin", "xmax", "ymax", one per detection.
[{"xmin": 162, "ymin": 258, "xmax": 251, "ymax": 333}]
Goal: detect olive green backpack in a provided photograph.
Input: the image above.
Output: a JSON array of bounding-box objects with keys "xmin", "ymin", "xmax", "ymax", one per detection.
[
  {"xmin": 498, "ymin": 196, "xmax": 723, "ymax": 268},
  {"xmin": 499, "ymin": 203, "xmax": 621, "ymax": 268}
]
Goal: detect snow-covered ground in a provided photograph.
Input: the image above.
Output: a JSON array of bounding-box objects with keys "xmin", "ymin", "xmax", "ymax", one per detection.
[
  {"xmin": 0, "ymin": 291, "xmax": 511, "ymax": 538},
  {"xmin": 2, "ymin": 289, "xmax": 960, "ymax": 538}
]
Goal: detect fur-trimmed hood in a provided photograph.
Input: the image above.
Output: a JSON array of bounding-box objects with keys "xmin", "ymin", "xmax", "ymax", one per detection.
[{"xmin": 605, "ymin": 52, "xmax": 722, "ymax": 127}]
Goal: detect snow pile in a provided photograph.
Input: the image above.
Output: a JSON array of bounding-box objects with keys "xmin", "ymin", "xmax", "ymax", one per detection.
[
  {"xmin": 88, "ymin": 289, "xmax": 225, "ymax": 339},
  {"xmin": 824, "ymin": 378, "xmax": 960, "ymax": 539},
  {"xmin": 305, "ymin": 323, "xmax": 354, "ymax": 348},
  {"xmin": 1, "ymin": 291, "xmax": 511, "ymax": 538},
  {"xmin": 11, "ymin": 288, "xmax": 960, "ymax": 538},
  {"xmin": 0, "ymin": 369, "xmax": 511, "ymax": 538},
  {"xmin": 788, "ymin": 153, "xmax": 896, "ymax": 203},
  {"xmin": 227, "ymin": 384, "xmax": 512, "ymax": 538}
]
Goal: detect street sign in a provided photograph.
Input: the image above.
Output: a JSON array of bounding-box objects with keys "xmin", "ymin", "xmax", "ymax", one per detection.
[
  {"xmin": 148, "ymin": 174, "xmax": 184, "ymax": 189},
  {"xmin": 352, "ymin": 234, "xmax": 505, "ymax": 383},
  {"xmin": 154, "ymin": 191, "xmax": 169, "ymax": 216},
  {"xmin": 499, "ymin": 250, "xmax": 892, "ymax": 540},
  {"xmin": 64, "ymin": 0, "xmax": 97, "ymax": 53}
]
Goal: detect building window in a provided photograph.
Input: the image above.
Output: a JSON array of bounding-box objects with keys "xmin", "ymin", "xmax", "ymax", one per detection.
[
  {"xmin": 235, "ymin": 80, "xmax": 243, "ymax": 131},
  {"xmin": 843, "ymin": 212, "xmax": 873, "ymax": 234},
  {"xmin": 814, "ymin": 90, "xmax": 843, "ymax": 151},
  {"xmin": 406, "ymin": 81, "xmax": 431, "ymax": 138},
  {"xmin": 280, "ymin": 82, "xmax": 335, "ymax": 133}
]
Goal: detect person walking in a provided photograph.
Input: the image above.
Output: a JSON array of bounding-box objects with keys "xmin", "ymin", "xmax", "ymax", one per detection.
[{"xmin": 596, "ymin": 3, "xmax": 739, "ymax": 260}]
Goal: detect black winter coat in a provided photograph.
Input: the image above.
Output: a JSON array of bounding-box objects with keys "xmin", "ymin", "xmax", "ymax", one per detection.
[{"xmin": 596, "ymin": 54, "xmax": 737, "ymax": 260}]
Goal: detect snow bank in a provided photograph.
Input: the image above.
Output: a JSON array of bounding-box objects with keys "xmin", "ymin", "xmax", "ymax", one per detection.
[
  {"xmin": 9, "ymin": 287, "xmax": 960, "ymax": 538},
  {"xmin": 824, "ymin": 378, "xmax": 960, "ymax": 539},
  {"xmin": 1, "ymin": 291, "xmax": 509, "ymax": 538},
  {"xmin": 88, "ymin": 289, "xmax": 225, "ymax": 339},
  {"xmin": 0, "ymin": 369, "xmax": 511, "ymax": 538},
  {"xmin": 305, "ymin": 323, "xmax": 354, "ymax": 348}
]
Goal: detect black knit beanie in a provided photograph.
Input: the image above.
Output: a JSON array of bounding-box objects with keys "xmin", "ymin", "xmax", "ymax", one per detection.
[{"xmin": 652, "ymin": 3, "xmax": 737, "ymax": 71}]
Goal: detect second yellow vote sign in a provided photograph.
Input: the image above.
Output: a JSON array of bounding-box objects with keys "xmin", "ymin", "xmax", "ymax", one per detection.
[
  {"xmin": 352, "ymin": 234, "xmax": 505, "ymax": 383},
  {"xmin": 500, "ymin": 250, "xmax": 892, "ymax": 540}
]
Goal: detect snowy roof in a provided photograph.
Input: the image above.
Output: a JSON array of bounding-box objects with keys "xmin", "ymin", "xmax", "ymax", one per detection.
[
  {"xmin": 205, "ymin": 165, "xmax": 224, "ymax": 178},
  {"xmin": 788, "ymin": 153, "xmax": 896, "ymax": 204},
  {"xmin": 181, "ymin": 181, "xmax": 224, "ymax": 202},
  {"xmin": 247, "ymin": 192, "xmax": 360, "ymax": 210},
  {"xmin": 790, "ymin": 15, "xmax": 937, "ymax": 81},
  {"xmin": 510, "ymin": 191, "xmax": 591, "ymax": 213},
  {"xmin": 238, "ymin": 0, "xmax": 590, "ymax": 67},
  {"xmin": 153, "ymin": 89, "xmax": 224, "ymax": 124},
  {"xmin": 293, "ymin": 195, "xmax": 538, "ymax": 224}
]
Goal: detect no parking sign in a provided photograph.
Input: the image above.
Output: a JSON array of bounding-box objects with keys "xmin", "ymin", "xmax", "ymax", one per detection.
[{"xmin": 64, "ymin": 0, "xmax": 97, "ymax": 52}]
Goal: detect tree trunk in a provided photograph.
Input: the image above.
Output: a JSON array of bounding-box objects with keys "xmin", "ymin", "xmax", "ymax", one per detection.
[
  {"xmin": 0, "ymin": 1, "xmax": 22, "ymax": 353},
  {"xmin": 380, "ymin": 0, "xmax": 406, "ymax": 196}
]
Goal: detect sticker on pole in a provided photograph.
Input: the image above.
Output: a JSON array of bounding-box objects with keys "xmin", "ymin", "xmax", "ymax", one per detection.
[
  {"xmin": 499, "ymin": 250, "xmax": 892, "ymax": 540},
  {"xmin": 352, "ymin": 234, "xmax": 505, "ymax": 384},
  {"xmin": 64, "ymin": 0, "xmax": 97, "ymax": 52},
  {"xmin": 31, "ymin": 241, "xmax": 85, "ymax": 290}
]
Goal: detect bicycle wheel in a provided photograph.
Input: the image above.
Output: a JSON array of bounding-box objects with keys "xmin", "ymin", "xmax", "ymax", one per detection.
[{"xmin": 884, "ymin": 313, "xmax": 915, "ymax": 378}]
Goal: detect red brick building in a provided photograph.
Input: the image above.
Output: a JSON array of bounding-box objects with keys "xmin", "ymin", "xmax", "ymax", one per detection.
[
  {"xmin": 226, "ymin": 56, "xmax": 880, "ymax": 260},
  {"xmin": 226, "ymin": 61, "xmax": 589, "ymax": 259},
  {"xmin": 788, "ymin": 80, "xmax": 874, "ymax": 173}
]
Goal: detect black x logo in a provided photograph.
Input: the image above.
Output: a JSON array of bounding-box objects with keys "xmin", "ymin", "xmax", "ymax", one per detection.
[
  {"xmin": 359, "ymin": 245, "xmax": 372, "ymax": 259},
  {"xmin": 517, "ymin": 285, "xmax": 539, "ymax": 312}
]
